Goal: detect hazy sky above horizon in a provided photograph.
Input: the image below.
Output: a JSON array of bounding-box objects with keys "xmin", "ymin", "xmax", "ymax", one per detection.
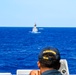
[{"xmin": 0, "ymin": 0, "xmax": 76, "ymax": 27}]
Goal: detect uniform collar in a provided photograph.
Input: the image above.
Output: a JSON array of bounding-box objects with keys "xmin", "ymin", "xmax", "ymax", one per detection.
[{"xmin": 41, "ymin": 69, "xmax": 60, "ymax": 75}]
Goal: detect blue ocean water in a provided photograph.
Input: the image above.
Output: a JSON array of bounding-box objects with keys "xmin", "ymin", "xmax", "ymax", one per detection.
[{"xmin": 0, "ymin": 27, "xmax": 76, "ymax": 74}]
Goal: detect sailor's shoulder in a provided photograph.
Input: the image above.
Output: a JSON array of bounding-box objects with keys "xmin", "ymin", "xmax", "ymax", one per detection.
[{"xmin": 30, "ymin": 70, "xmax": 40, "ymax": 75}]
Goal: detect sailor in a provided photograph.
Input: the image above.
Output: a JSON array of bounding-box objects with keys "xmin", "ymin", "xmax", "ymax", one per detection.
[{"xmin": 30, "ymin": 47, "xmax": 62, "ymax": 75}]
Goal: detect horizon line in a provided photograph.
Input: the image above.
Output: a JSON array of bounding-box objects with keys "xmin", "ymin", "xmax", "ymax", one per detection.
[{"xmin": 0, "ymin": 26, "xmax": 76, "ymax": 28}]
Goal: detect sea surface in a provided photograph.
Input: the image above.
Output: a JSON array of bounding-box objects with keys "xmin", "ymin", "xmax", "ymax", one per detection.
[{"xmin": 0, "ymin": 27, "xmax": 76, "ymax": 74}]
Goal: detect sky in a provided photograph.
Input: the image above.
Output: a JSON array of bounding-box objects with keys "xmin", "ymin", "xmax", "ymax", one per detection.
[{"xmin": 0, "ymin": 0, "xmax": 76, "ymax": 27}]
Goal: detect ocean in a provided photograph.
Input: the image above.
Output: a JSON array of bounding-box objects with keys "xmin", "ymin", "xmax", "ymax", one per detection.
[{"xmin": 0, "ymin": 27, "xmax": 76, "ymax": 74}]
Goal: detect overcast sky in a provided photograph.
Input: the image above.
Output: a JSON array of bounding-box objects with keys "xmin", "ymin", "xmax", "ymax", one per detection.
[{"xmin": 0, "ymin": 0, "xmax": 76, "ymax": 27}]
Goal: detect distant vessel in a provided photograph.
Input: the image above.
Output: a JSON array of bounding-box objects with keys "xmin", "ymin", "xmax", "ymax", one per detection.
[{"xmin": 32, "ymin": 24, "xmax": 38, "ymax": 33}]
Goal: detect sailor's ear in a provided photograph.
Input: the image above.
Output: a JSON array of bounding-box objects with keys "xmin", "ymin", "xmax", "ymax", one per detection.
[{"xmin": 37, "ymin": 61, "xmax": 40, "ymax": 68}]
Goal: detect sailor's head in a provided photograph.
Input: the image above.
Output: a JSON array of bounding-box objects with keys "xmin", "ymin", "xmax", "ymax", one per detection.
[{"xmin": 37, "ymin": 46, "xmax": 61, "ymax": 70}]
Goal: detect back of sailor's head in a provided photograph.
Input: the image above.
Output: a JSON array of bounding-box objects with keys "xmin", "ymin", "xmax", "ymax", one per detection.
[{"xmin": 38, "ymin": 46, "xmax": 61, "ymax": 69}]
